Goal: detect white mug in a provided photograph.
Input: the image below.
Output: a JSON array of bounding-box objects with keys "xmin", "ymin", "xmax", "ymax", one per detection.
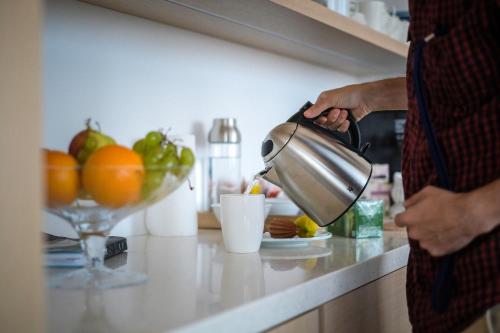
[
  {"xmin": 220, "ymin": 194, "xmax": 265, "ymax": 253},
  {"xmin": 349, "ymin": 1, "xmax": 366, "ymax": 25},
  {"xmin": 359, "ymin": 1, "xmax": 389, "ymax": 32},
  {"xmin": 326, "ymin": 0, "xmax": 350, "ymax": 16}
]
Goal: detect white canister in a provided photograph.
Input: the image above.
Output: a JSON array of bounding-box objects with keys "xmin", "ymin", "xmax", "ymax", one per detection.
[{"xmin": 145, "ymin": 134, "xmax": 197, "ymax": 236}]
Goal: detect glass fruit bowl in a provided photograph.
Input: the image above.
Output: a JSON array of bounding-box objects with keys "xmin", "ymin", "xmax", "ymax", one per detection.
[{"xmin": 45, "ymin": 146, "xmax": 193, "ymax": 289}]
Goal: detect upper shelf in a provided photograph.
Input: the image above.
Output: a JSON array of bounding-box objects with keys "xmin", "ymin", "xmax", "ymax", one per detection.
[{"xmin": 82, "ymin": 0, "xmax": 409, "ymax": 75}]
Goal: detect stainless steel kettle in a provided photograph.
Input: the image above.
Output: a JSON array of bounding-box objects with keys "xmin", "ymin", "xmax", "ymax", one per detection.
[{"xmin": 259, "ymin": 101, "xmax": 372, "ymax": 227}]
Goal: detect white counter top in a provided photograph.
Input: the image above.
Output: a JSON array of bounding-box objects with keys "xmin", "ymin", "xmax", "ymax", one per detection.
[{"xmin": 47, "ymin": 228, "xmax": 409, "ymax": 333}]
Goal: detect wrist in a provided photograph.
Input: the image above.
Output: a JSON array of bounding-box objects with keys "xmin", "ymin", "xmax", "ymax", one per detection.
[
  {"xmin": 463, "ymin": 187, "xmax": 499, "ymax": 238},
  {"xmin": 363, "ymin": 78, "xmax": 407, "ymax": 111}
]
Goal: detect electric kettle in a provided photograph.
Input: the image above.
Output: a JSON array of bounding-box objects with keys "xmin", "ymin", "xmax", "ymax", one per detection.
[{"xmin": 258, "ymin": 101, "xmax": 372, "ymax": 227}]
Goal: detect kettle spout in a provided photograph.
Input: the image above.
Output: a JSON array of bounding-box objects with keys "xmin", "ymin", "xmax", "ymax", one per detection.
[{"xmin": 257, "ymin": 166, "xmax": 281, "ymax": 188}]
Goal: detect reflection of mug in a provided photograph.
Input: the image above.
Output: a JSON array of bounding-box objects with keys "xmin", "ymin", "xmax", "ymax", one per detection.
[
  {"xmin": 359, "ymin": 1, "xmax": 389, "ymax": 32},
  {"xmin": 145, "ymin": 236, "xmax": 198, "ymax": 324},
  {"xmin": 221, "ymin": 252, "xmax": 265, "ymax": 308},
  {"xmin": 220, "ymin": 194, "xmax": 265, "ymax": 253}
]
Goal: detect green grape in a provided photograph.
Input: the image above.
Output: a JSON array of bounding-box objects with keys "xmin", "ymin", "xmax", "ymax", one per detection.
[
  {"xmin": 179, "ymin": 147, "xmax": 195, "ymax": 167},
  {"xmin": 161, "ymin": 154, "xmax": 179, "ymax": 174},
  {"xmin": 133, "ymin": 139, "xmax": 146, "ymax": 155},
  {"xmin": 144, "ymin": 131, "xmax": 164, "ymax": 149},
  {"xmin": 144, "ymin": 146, "xmax": 166, "ymax": 167},
  {"xmin": 164, "ymin": 142, "xmax": 177, "ymax": 157},
  {"xmin": 141, "ymin": 171, "xmax": 165, "ymax": 200}
]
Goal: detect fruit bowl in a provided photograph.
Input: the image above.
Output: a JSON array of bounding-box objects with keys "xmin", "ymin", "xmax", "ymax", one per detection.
[{"xmin": 45, "ymin": 143, "xmax": 194, "ymax": 289}]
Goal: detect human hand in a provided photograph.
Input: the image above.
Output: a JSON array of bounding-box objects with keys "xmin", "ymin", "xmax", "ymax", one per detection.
[
  {"xmin": 303, "ymin": 78, "xmax": 408, "ymax": 132},
  {"xmin": 394, "ymin": 186, "xmax": 491, "ymax": 257},
  {"xmin": 303, "ymin": 84, "xmax": 371, "ymax": 133}
]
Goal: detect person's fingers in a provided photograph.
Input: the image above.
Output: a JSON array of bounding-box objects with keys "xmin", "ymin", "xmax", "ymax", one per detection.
[
  {"xmin": 407, "ymin": 226, "xmax": 437, "ymax": 241},
  {"xmin": 394, "ymin": 211, "xmax": 408, "ymax": 227},
  {"xmin": 407, "ymin": 226, "xmax": 422, "ymax": 240},
  {"xmin": 421, "ymin": 241, "xmax": 448, "ymax": 257},
  {"xmin": 337, "ymin": 120, "xmax": 350, "ymax": 133},
  {"xmin": 328, "ymin": 109, "xmax": 348, "ymax": 129},
  {"xmin": 304, "ymin": 91, "xmax": 337, "ymax": 118},
  {"xmin": 315, "ymin": 116, "xmax": 328, "ymax": 125},
  {"xmin": 405, "ymin": 186, "xmax": 443, "ymax": 208},
  {"xmin": 325, "ymin": 108, "xmax": 341, "ymax": 125},
  {"xmin": 404, "ymin": 187, "xmax": 428, "ymax": 208}
]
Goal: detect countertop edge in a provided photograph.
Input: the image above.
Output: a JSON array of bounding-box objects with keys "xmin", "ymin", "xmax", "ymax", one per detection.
[{"xmin": 171, "ymin": 243, "xmax": 410, "ymax": 333}]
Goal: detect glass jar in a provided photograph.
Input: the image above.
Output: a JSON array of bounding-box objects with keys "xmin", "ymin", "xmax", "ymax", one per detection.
[{"xmin": 208, "ymin": 118, "xmax": 241, "ymax": 209}]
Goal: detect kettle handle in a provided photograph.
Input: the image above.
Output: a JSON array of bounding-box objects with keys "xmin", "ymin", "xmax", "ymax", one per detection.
[{"xmin": 288, "ymin": 101, "xmax": 361, "ymax": 151}]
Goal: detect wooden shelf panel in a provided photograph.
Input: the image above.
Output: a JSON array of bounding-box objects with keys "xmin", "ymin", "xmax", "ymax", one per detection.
[
  {"xmin": 272, "ymin": 0, "xmax": 408, "ymax": 57},
  {"xmin": 82, "ymin": 0, "xmax": 408, "ymax": 75}
]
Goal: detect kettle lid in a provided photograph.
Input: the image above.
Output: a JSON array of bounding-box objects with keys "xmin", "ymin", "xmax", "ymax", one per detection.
[{"xmin": 261, "ymin": 122, "xmax": 298, "ymax": 163}]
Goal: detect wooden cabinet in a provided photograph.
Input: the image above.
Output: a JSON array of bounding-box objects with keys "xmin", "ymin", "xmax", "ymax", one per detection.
[
  {"xmin": 267, "ymin": 268, "xmax": 411, "ymax": 333},
  {"xmin": 268, "ymin": 309, "xmax": 320, "ymax": 333},
  {"xmin": 0, "ymin": 1, "xmax": 44, "ymax": 332},
  {"xmin": 82, "ymin": 0, "xmax": 407, "ymax": 75},
  {"xmin": 320, "ymin": 267, "xmax": 411, "ymax": 333}
]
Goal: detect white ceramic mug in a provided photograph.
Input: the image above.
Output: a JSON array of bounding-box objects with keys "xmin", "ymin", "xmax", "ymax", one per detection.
[
  {"xmin": 348, "ymin": 1, "xmax": 367, "ymax": 25},
  {"xmin": 359, "ymin": 1, "xmax": 389, "ymax": 32},
  {"xmin": 326, "ymin": 0, "xmax": 350, "ymax": 16},
  {"xmin": 220, "ymin": 194, "xmax": 265, "ymax": 253}
]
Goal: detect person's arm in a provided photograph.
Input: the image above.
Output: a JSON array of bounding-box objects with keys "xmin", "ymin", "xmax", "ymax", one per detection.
[
  {"xmin": 395, "ymin": 178, "xmax": 500, "ymax": 257},
  {"xmin": 304, "ymin": 77, "xmax": 407, "ymax": 132}
]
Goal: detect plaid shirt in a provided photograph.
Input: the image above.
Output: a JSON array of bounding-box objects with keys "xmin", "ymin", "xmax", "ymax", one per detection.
[{"xmin": 403, "ymin": 0, "xmax": 500, "ymax": 332}]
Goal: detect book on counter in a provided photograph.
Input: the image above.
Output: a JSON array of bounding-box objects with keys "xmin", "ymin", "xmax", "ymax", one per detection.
[{"xmin": 44, "ymin": 234, "xmax": 127, "ymax": 268}]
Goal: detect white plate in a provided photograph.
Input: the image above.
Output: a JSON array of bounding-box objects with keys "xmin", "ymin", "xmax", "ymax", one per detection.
[
  {"xmin": 261, "ymin": 231, "xmax": 332, "ymax": 248},
  {"xmin": 260, "ymin": 246, "xmax": 332, "ymax": 260}
]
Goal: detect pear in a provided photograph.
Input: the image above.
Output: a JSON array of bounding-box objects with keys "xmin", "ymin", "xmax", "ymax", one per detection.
[{"xmin": 68, "ymin": 119, "xmax": 116, "ymax": 165}]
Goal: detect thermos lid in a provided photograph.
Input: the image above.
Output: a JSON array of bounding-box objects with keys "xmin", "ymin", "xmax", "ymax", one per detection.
[{"xmin": 208, "ymin": 118, "xmax": 241, "ymax": 143}]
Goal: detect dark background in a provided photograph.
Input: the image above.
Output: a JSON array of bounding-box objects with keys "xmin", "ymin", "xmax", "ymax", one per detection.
[{"xmin": 358, "ymin": 111, "xmax": 406, "ymax": 181}]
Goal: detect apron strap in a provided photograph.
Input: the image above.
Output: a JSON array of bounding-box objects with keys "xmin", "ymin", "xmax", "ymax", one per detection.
[{"xmin": 412, "ymin": 37, "xmax": 455, "ymax": 313}]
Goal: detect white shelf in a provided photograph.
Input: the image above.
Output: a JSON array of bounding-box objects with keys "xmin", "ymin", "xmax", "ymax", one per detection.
[{"xmin": 82, "ymin": 0, "xmax": 408, "ymax": 75}]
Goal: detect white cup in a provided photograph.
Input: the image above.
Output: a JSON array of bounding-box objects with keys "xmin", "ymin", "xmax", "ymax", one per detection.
[
  {"xmin": 326, "ymin": 0, "xmax": 350, "ymax": 16},
  {"xmin": 220, "ymin": 194, "xmax": 265, "ymax": 253},
  {"xmin": 351, "ymin": 11, "xmax": 366, "ymax": 25},
  {"xmin": 359, "ymin": 1, "xmax": 389, "ymax": 32},
  {"xmin": 349, "ymin": 1, "xmax": 366, "ymax": 25}
]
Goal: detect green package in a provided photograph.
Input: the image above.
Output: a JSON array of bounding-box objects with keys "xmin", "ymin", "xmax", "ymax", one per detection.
[{"xmin": 328, "ymin": 200, "xmax": 384, "ymax": 238}]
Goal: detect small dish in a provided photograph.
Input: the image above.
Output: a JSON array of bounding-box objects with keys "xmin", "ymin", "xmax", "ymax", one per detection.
[
  {"xmin": 265, "ymin": 198, "xmax": 301, "ymax": 216},
  {"xmin": 261, "ymin": 231, "xmax": 332, "ymax": 248}
]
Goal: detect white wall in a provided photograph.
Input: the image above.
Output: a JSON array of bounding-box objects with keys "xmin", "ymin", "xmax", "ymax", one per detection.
[{"xmin": 43, "ymin": 0, "xmax": 362, "ymax": 236}]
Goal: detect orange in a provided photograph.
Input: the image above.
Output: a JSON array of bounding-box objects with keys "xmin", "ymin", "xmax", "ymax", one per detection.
[
  {"xmin": 45, "ymin": 150, "xmax": 80, "ymax": 207},
  {"xmin": 82, "ymin": 145, "xmax": 144, "ymax": 208}
]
